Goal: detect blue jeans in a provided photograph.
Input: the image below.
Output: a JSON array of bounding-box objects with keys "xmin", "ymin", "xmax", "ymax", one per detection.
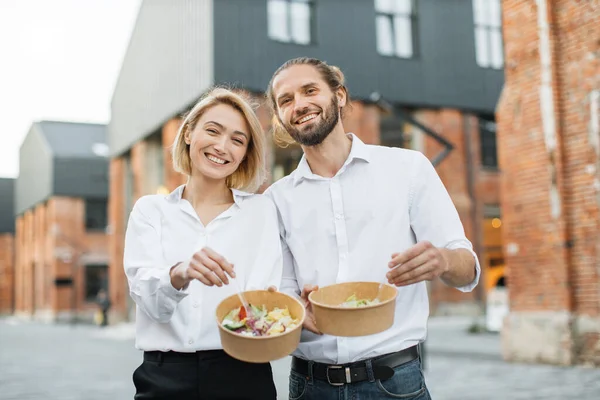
[{"xmin": 288, "ymin": 358, "xmax": 431, "ymax": 400}]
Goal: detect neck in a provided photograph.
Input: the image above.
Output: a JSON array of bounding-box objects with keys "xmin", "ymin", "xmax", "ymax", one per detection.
[
  {"xmin": 183, "ymin": 173, "xmax": 233, "ymax": 208},
  {"xmin": 302, "ymin": 124, "xmax": 352, "ymax": 178}
]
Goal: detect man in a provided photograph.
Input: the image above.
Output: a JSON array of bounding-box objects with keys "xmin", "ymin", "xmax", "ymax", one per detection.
[{"xmin": 264, "ymin": 57, "xmax": 480, "ymax": 400}]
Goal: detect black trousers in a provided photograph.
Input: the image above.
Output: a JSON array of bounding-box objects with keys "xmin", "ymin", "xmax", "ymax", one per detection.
[{"xmin": 133, "ymin": 350, "xmax": 277, "ymax": 400}]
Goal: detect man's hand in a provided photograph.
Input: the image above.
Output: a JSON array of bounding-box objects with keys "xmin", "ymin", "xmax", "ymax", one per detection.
[
  {"xmin": 170, "ymin": 247, "xmax": 235, "ymax": 289},
  {"xmin": 386, "ymin": 241, "xmax": 449, "ymax": 287},
  {"xmin": 300, "ymin": 284, "xmax": 321, "ymax": 335}
]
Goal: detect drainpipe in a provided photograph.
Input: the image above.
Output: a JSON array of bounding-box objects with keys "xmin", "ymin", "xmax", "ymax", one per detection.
[{"xmin": 464, "ymin": 115, "xmax": 484, "ymax": 309}]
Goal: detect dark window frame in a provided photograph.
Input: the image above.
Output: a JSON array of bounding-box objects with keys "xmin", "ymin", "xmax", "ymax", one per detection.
[
  {"xmin": 375, "ymin": 0, "xmax": 418, "ymax": 59},
  {"xmin": 479, "ymin": 116, "xmax": 499, "ymax": 169},
  {"xmin": 267, "ymin": 0, "xmax": 315, "ymax": 46},
  {"xmin": 472, "ymin": 0, "xmax": 504, "ymax": 69},
  {"xmin": 84, "ymin": 263, "xmax": 108, "ymax": 302},
  {"xmin": 85, "ymin": 198, "xmax": 108, "ymax": 232}
]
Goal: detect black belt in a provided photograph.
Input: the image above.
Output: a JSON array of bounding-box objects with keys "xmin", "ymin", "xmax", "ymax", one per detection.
[
  {"xmin": 144, "ymin": 350, "xmax": 226, "ymax": 363},
  {"xmin": 291, "ymin": 345, "xmax": 419, "ymax": 386}
]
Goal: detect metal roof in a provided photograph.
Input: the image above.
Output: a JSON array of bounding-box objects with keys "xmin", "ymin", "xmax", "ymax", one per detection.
[{"xmin": 36, "ymin": 121, "xmax": 108, "ymax": 159}]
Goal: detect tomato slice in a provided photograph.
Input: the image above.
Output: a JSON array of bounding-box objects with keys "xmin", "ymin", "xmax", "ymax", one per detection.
[{"xmin": 238, "ymin": 306, "xmax": 247, "ymax": 320}]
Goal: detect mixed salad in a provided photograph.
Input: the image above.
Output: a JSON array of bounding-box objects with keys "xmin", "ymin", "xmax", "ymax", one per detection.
[
  {"xmin": 221, "ymin": 304, "xmax": 300, "ymax": 337},
  {"xmin": 339, "ymin": 293, "xmax": 380, "ymax": 308}
]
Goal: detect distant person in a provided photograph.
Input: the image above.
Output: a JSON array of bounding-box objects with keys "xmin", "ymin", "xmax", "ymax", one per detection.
[
  {"xmin": 95, "ymin": 289, "xmax": 110, "ymax": 327},
  {"xmin": 264, "ymin": 58, "xmax": 480, "ymax": 399},
  {"xmin": 124, "ymin": 88, "xmax": 282, "ymax": 400}
]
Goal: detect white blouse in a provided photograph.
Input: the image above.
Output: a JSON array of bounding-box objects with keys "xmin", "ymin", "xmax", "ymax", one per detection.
[{"xmin": 124, "ymin": 185, "xmax": 282, "ymax": 352}]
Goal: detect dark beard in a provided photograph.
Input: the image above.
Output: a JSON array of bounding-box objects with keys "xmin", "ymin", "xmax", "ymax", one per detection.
[{"xmin": 283, "ymin": 97, "xmax": 339, "ymax": 146}]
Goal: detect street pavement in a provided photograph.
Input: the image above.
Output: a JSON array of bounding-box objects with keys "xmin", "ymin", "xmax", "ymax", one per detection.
[{"xmin": 1, "ymin": 316, "xmax": 599, "ymax": 400}]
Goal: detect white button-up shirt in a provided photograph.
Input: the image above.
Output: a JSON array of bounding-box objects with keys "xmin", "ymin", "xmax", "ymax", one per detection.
[
  {"xmin": 124, "ymin": 185, "xmax": 282, "ymax": 352},
  {"xmin": 265, "ymin": 134, "xmax": 480, "ymax": 364}
]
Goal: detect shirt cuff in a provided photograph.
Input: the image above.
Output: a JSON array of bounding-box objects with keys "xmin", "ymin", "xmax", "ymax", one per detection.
[
  {"xmin": 160, "ymin": 267, "xmax": 190, "ymax": 301},
  {"xmin": 446, "ymin": 244, "xmax": 481, "ymax": 293}
]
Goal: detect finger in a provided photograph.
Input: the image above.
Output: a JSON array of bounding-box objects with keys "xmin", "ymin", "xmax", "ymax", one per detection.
[
  {"xmin": 388, "ymin": 241, "xmax": 431, "ymax": 268},
  {"xmin": 393, "ymin": 271, "xmax": 434, "ymax": 287},
  {"xmin": 187, "ymin": 267, "xmax": 214, "ymax": 287},
  {"xmin": 203, "ymin": 251, "xmax": 235, "ymax": 278},
  {"xmin": 387, "ymin": 251, "xmax": 431, "ymax": 282},
  {"xmin": 390, "ymin": 263, "xmax": 434, "ymax": 286},
  {"xmin": 202, "ymin": 248, "xmax": 236, "ymax": 279},
  {"xmin": 301, "ymin": 284, "xmax": 318, "ymax": 300},
  {"xmin": 303, "ymin": 312, "xmax": 322, "ymax": 335},
  {"xmin": 197, "ymin": 253, "xmax": 229, "ymax": 286},
  {"xmin": 267, "ymin": 285, "xmax": 277, "ymax": 292},
  {"xmin": 190, "ymin": 258, "xmax": 224, "ymax": 287}
]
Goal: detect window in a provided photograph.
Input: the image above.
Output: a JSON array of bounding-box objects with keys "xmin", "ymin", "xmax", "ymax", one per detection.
[
  {"xmin": 85, "ymin": 264, "xmax": 108, "ymax": 302},
  {"xmin": 85, "ymin": 198, "xmax": 107, "ymax": 231},
  {"xmin": 375, "ymin": 0, "xmax": 416, "ymax": 58},
  {"xmin": 268, "ymin": 0, "xmax": 312, "ymax": 45},
  {"xmin": 472, "ymin": 0, "xmax": 504, "ymax": 69},
  {"xmin": 479, "ymin": 117, "xmax": 498, "ymax": 168}
]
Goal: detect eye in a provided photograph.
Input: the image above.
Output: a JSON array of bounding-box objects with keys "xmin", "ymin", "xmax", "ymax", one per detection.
[
  {"xmin": 307, "ymin": 88, "xmax": 317, "ymax": 94},
  {"xmin": 206, "ymin": 128, "xmax": 218, "ymax": 134},
  {"xmin": 280, "ymin": 98, "xmax": 291, "ymax": 106},
  {"xmin": 233, "ymin": 137, "xmax": 245, "ymax": 145}
]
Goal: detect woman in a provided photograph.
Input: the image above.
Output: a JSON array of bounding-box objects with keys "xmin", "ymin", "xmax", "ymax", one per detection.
[{"xmin": 124, "ymin": 88, "xmax": 281, "ymax": 400}]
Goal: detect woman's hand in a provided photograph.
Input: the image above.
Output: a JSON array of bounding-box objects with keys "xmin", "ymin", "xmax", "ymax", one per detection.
[{"xmin": 170, "ymin": 247, "xmax": 235, "ymax": 289}]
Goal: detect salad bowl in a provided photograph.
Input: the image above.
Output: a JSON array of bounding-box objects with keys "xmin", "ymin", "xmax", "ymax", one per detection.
[
  {"xmin": 308, "ymin": 281, "xmax": 397, "ymax": 337},
  {"xmin": 216, "ymin": 290, "xmax": 305, "ymax": 363}
]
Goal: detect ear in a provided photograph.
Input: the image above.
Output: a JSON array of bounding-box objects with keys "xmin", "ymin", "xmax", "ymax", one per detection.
[
  {"xmin": 336, "ymin": 87, "xmax": 347, "ymax": 108},
  {"xmin": 184, "ymin": 130, "xmax": 191, "ymax": 145}
]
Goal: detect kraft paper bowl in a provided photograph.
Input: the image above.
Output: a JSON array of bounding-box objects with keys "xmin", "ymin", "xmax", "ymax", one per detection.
[
  {"xmin": 216, "ymin": 290, "xmax": 305, "ymax": 363},
  {"xmin": 308, "ymin": 281, "xmax": 397, "ymax": 337}
]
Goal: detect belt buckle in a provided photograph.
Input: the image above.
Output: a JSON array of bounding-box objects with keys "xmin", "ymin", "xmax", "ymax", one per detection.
[{"xmin": 326, "ymin": 365, "xmax": 351, "ymax": 386}]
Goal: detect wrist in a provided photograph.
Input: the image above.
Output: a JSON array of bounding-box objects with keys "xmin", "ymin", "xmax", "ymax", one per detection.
[
  {"xmin": 170, "ymin": 263, "xmax": 189, "ymax": 290},
  {"xmin": 439, "ymin": 248, "xmax": 452, "ymax": 277}
]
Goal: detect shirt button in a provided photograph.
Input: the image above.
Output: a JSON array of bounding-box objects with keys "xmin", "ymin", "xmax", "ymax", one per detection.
[
  {"xmin": 193, "ymin": 303, "xmax": 199, "ymax": 308},
  {"xmin": 335, "ymin": 214, "xmax": 343, "ymax": 220},
  {"xmin": 188, "ymin": 339, "xmax": 194, "ymax": 345}
]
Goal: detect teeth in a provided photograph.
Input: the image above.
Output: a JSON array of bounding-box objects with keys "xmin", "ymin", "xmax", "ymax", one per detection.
[
  {"xmin": 207, "ymin": 154, "xmax": 226, "ymax": 164},
  {"xmin": 298, "ymin": 114, "xmax": 317, "ymax": 124}
]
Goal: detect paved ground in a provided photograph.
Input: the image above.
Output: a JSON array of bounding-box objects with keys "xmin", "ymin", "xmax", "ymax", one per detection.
[{"xmin": 1, "ymin": 316, "xmax": 599, "ymax": 400}]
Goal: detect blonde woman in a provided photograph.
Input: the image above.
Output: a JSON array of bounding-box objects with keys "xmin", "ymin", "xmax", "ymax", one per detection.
[{"xmin": 124, "ymin": 88, "xmax": 281, "ymax": 400}]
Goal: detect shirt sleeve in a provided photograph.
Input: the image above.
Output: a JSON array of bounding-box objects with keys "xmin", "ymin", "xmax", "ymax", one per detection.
[
  {"xmin": 123, "ymin": 199, "xmax": 189, "ymax": 323},
  {"xmin": 263, "ymin": 187, "xmax": 301, "ymax": 299},
  {"xmin": 244, "ymin": 197, "xmax": 283, "ymax": 291},
  {"xmin": 280, "ymin": 238, "xmax": 301, "ymax": 299},
  {"xmin": 408, "ymin": 152, "xmax": 481, "ymax": 292}
]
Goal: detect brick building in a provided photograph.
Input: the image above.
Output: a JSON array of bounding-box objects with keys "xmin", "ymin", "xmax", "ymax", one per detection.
[
  {"xmin": 497, "ymin": 0, "xmax": 600, "ymax": 365},
  {"xmin": 13, "ymin": 121, "xmax": 110, "ymax": 322},
  {"xmin": 107, "ymin": 0, "xmax": 506, "ymax": 321},
  {"xmin": 0, "ymin": 178, "xmax": 15, "ymax": 314}
]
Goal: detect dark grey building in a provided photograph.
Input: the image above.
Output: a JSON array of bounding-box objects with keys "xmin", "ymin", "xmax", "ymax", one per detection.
[
  {"xmin": 109, "ymin": 0, "xmax": 504, "ymax": 156},
  {"xmin": 15, "ymin": 121, "xmax": 109, "ymax": 221},
  {"xmin": 0, "ymin": 178, "xmax": 15, "ymax": 233}
]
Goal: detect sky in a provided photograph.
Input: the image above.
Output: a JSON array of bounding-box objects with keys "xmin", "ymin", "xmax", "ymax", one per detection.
[{"xmin": 0, "ymin": 0, "xmax": 142, "ymax": 178}]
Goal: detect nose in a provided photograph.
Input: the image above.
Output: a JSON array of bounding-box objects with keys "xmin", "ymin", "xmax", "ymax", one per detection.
[
  {"xmin": 293, "ymin": 98, "xmax": 311, "ymax": 120},
  {"xmin": 213, "ymin": 135, "xmax": 228, "ymax": 154}
]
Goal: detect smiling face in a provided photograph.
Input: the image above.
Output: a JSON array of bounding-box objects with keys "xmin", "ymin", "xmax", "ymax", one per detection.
[
  {"xmin": 272, "ymin": 64, "xmax": 343, "ymax": 146},
  {"xmin": 184, "ymin": 103, "xmax": 250, "ymax": 183}
]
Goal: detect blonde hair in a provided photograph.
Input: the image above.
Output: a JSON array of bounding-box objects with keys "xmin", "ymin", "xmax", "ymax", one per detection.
[
  {"xmin": 265, "ymin": 57, "xmax": 352, "ymax": 147},
  {"xmin": 172, "ymin": 87, "xmax": 267, "ymax": 192}
]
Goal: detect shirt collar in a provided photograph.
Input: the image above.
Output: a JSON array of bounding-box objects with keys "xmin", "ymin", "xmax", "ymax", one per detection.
[
  {"xmin": 166, "ymin": 184, "xmax": 252, "ymax": 207},
  {"xmin": 293, "ymin": 133, "xmax": 371, "ymax": 186}
]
